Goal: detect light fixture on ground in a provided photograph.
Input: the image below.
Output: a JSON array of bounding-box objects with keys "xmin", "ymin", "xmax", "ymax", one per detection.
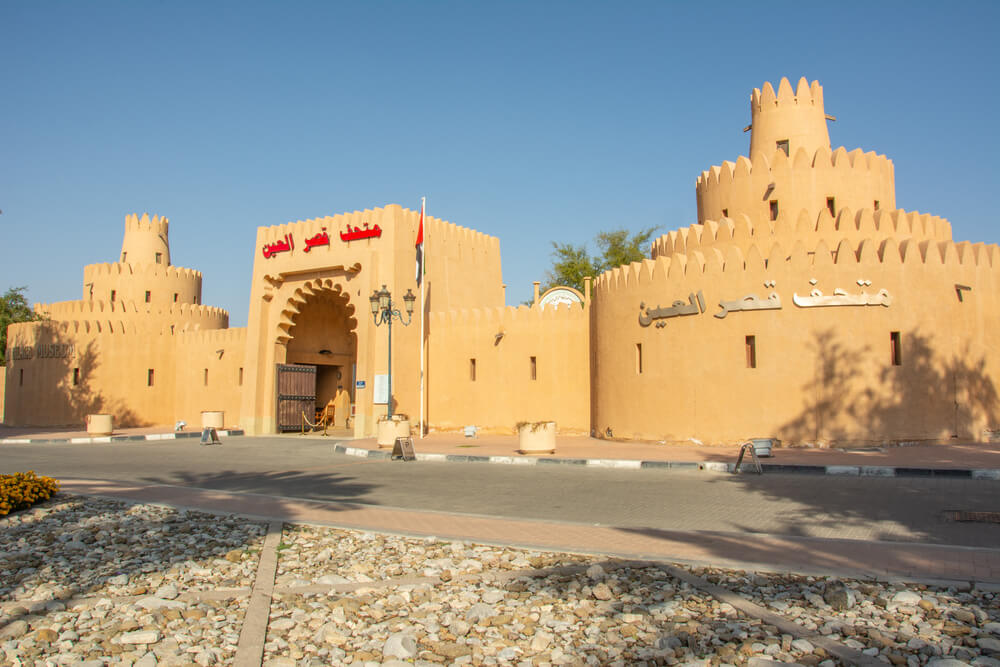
[{"xmin": 369, "ymin": 284, "xmax": 415, "ymax": 418}]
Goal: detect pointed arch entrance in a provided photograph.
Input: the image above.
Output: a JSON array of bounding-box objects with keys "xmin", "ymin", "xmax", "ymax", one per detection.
[{"xmin": 276, "ymin": 282, "xmax": 358, "ymax": 431}]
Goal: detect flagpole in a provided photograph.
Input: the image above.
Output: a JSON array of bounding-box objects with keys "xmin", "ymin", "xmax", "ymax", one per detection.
[{"xmin": 419, "ymin": 196, "xmax": 426, "ymax": 439}]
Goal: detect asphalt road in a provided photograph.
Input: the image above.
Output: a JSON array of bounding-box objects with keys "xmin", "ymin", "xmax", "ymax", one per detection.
[{"xmin": 3, "ymin": 436, "xmax": 999, "ymax": 548}]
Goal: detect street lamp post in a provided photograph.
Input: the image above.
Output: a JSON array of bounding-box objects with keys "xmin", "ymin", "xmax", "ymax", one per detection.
[{"xmin": 369, "ymin": 285, "xmax": 416, "ymax": 418}]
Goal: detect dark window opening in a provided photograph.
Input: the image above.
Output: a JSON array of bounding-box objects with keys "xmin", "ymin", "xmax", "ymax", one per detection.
[
  {"xmin": 826, "ymin": 197, "xmax": 836, "ymax": 217},
  {"xmin": 745, "ymin": 335, "xmax": 757, "ymax": 369},
  {"xmin": 874, "ymin": 200, "xmax": 880, "ymax": 211},
  {"xmin": 121, "ymin": 252, "xmax": 127, "ymax": 262},
  {"xmin": 19, "ymin": 369, "xmax": 24, "ymax": 386},
  {"xmin": 203, "ymin": 368, "xmax": 208, "ymax": 386},
  {"xmin": 776, "ymin": 139, "xmax": 789, "ymax": 156},
  {"xmin": 147, "ymin": 369, "xmax": 155, "ymax": 386},
  {"xmin": 155, "ymin": 252, "xmax": 162, "ymax": 264},
  {"xmin": 173, "ymin": 293, "xmax": 179, "ymax": 302},
  {"xmin": 145, "ymin": 290, "xmax": 151, "ymax": 303},
  {"xmin": 636, "ymin": 344, "xmax": 643, "ymax": 374},
  {"xmin": 769, "ymin": 200, "xmax": 779, "ymax": 221},
  {"xmin": 73, "ymin": 368, "xmax": 80, "ymax": 386},
  {"xmin": 890, "ymin": 332, "xmax": 902, "ymax": 366},
  {"xmin": 110, "ymin": 290, "xmax": 116, "ymax": 302},
  {"xmin": 239, "ymin": 367, "xmax": 244, "ymax": 386},
  {"xmin": 470, "ymin": 358, "xmax": 476, "ymax": 381},
  {"xmin": 530, "ymin": 356, "xmax": 537, "ymax": 381},
  {"xmin": 721, "ymin": 208, "xmax": 728, "ymax": 217}
]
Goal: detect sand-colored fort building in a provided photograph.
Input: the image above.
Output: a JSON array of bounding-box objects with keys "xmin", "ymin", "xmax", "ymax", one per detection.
[{"xmin": 5, "ymin": 78, "xmax": 999, "ymax": 446}]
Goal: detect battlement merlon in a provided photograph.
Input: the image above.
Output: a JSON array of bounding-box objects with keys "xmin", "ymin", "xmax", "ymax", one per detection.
[
  {"xmin": 121, "ymin": 213, "xmax": 171, "ymax": 266},
  {"xmin": 749, "ymin": 77, "xmax": 831, "ymax": 159}
]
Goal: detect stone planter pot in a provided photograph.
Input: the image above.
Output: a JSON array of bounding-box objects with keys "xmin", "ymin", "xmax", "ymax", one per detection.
[
  {"xmin": 517, "ymin": 421, "xmax": 556, "ymax": 455},
  {"xmin": 86, "ymin": 413, "xmax": 113, "ymax": 436},
  {"xmin": 201, "ymin": 411, "xmax": 224, "ymax": 429},
  {"xmin": 377, "ymin": 416, "xmax": 411, "ymax": 448}
]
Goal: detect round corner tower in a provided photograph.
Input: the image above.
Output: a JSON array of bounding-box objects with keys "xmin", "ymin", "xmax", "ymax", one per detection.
[
  {"xmin": 120, "ymin": 212, "xmax": 171, "ymax": 266},
  {"xmin": 748, "ymin": 77, "xmax": 830, "ymax": 158}
]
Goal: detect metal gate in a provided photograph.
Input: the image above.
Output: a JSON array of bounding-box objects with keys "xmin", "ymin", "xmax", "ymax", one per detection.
[{"xmin": 276, "ymin": 364, "xmax": 316, "ymax": 432}]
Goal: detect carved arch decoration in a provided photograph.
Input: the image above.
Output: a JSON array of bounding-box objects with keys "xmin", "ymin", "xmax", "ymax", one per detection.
[{"xmin": 274, "ymin": 278, "xmax": 358, "ymax": 345}]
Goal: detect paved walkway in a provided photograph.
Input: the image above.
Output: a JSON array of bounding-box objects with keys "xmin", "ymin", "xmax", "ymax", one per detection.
[{"xmin": 62, "ymin": 477, "xmax": 1000, "ymax": 586}]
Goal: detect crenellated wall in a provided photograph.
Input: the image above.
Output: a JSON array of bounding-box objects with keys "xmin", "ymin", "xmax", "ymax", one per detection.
[
  {"xmin": 83, "ymin": 262, "xmax": 203, "ymax": 307},
  {"xmin": 427, "ymin": 301, "xmax": 591, "ymax": 433},
  {"xmin": 593, "ymin": 234, "xmax": 1000, "ymax": 446},
  {"xmin": 653, "ymin": 207, "xmax": 952, "ymax": 261},
  {"xmin": 34, "ymin": 299, "xmax": 228, "ymax": 332},
  {"xmin": 173, "ymin": 327, "xmax": 247, "ymax": 427},
  {"xmin": 695, "ymin": 147, "xmax": 896, "ymax": 226}
]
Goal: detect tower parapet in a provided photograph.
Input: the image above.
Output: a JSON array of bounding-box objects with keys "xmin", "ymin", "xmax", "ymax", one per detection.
[
  {"xmin": 749, "ymin": 77, "xmax": 831, "ymax": 159},
  {"xmin": 121, "ymin": 213, "xmax": 171, "ymax": 266}
]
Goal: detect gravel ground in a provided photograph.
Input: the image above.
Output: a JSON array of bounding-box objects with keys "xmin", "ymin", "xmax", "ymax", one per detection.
[
  {"xmin": 1, "ymin": 496, "xmax": 999, "ymax": 667},
  {"xmin": 0, "ymin": 497, "xmax": 265, "ymax": 665}
]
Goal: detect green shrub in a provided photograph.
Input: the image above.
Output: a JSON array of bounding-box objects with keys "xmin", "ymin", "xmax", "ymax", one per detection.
[{"xmin": 0, "ymin": 471, "xmax": 60, "ymax": 516}]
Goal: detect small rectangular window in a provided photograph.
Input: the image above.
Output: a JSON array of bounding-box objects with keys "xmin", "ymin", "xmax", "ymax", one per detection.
[
  {"xmin": 636, "ymin": 343, "xmax": 643, "ymax": 375},
  {"xmin": 147, "ymin": 369, "xmax": 155, "ymax": 386},
  {"xmin": 470, "ymin": 358, "xmax": 476, "ymax": 381},
  {"xmin": 19, "ymin": 369, "xmax": 24, "ymax": 386},
  {"xmin": 826, "ymin": 197, "xmax": 836, "ymax": 217},
  {"xmin": 745, "ymin": 335, "xmax": 757, "ymax": 369},
  {"xmin": 721, "ymin": 208, "xmax": 728, "ymax": 218},
  {"xmin": 121, "ymin": 252, "xmax": 127, "ymax": 262},
  {"xmin": 873, "ymin": 200, "xmax": 880, "ymax": 211},
  {"xmin": 73, "ymin": 368, "xmax": 80, "ymax": 386},
  {"xmin": 145, "ymin": 290, "xmax": 151, "ymax": 303},
  {"xmin": 530, "ymin": 356, "xmax": 537, "ymax": 381},
  {"xmin": 769, "ymin": 200, "xmax": 779, "ymax": 221},
  {"xmin": 173, "ymin": 293, "xmax": 179, "ymax": 303},
  {"xmin": 776, "ymin": 139, "xmax": 789, "ymax": 156},
  {"xmin": 155, "ymin": 252, "xmax": 162, "ymax": 264},
  {"xmin": 110, "ymin": 290, "xmax": 116, "ymax": 302},
  {"xmin": 890, "ymin": 332, "xmax": 902, "ymax": 366},
  {"xmin": 239, "ymin": 367, "xmax": 244, "ymax": 386},
  {"xmin": 203, "ymin": 368, "xmax": 209, "ymax": 386}
]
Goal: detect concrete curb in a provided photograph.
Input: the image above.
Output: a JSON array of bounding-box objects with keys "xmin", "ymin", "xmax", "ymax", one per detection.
[
  {"xmin": 331, "ymin": 443, "xmax": 1000, "ymax": 480},
  {"xmin": 1, "ymin": 429, "xmax": 246, "ymax": 445}
]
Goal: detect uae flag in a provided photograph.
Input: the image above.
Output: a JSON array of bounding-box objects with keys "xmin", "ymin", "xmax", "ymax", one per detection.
[{"xmin": 415, "ymin": 205, "xmax": 424, "ymax": 286}]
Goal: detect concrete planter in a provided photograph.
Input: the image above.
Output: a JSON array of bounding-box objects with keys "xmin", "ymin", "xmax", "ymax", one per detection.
[
  {"xmin": 201, "ymin": 411, "xmax": 224, "ymax": 429},
  {"xmin": 86, "ymin": 413, "xmax": 113, "ymax": 436},
  {"xmin": 517, "ymin": 421, "xmax": 556, "ymax": 455},
  {"xmin": 377, "ymin": 416, "xmax": 411, "ymax": 448}
]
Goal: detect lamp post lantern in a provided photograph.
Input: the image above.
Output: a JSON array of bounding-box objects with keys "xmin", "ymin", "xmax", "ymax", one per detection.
[{"xmin": 369, "ymin": 285, "xmax": 415, "ymax": 418}]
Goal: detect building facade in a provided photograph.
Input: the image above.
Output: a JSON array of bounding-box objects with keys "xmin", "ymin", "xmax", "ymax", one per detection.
[{"xmin": 5, "ymin": 78, "xmax": 998, "ymax": 446}]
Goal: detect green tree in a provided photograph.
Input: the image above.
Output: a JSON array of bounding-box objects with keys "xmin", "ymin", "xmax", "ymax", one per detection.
[
  {"xmin": 1, "ymin": 286, "xmax": 40, "ymax": 365},
  {"xmin": 542, "ymin": 226, "xmax": 659, "ymax": 293}
]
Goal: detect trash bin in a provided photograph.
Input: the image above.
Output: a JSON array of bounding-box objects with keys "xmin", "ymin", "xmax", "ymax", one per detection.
[{"xmin": 751, "ymin": 438, "xmax": 779, "ymax": 457}]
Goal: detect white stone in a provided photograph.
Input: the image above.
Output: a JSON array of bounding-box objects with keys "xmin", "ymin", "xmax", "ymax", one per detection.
[
  {"xmin": 892, "ymin": 591, "xmax": 922, "ymax": 606},
  {"xmin": 316, "ymin": 574, "xmax": 351, "ymax": 585},
  {"xmin": 269, "ymin": 618, "xmax": 295, "ymax": 631},
  {"xmin": 531, "ymin": 631, "xmax": 552, "ymax": 651},
  {"xmin": 136, "ymin": 596, "xmax": 186, "ymax": 611},
  {"xmin": 121, "ymin": 630, "xmax": 161, "ymax": 645},
  {"xmin": 586, "ymin": 564, "xmax": 605, "ymax": 579},
  {"xmin": 107, "ymin": 574, "xmax": 129, "ymax": 586},
  {"xmin": 154, "ymin": 584, "xmax": 179, "ymax": 599},
  {"xmin": 982, "ymin": 622, "xmax": 1000, "ymax": 636},
  {"xmin": 382, "ymin": 632, "xmax": 418, "ymax": 659},
  {"xmin": 790, "ymin": 638, "xmax": 815, "ymax": 653}
]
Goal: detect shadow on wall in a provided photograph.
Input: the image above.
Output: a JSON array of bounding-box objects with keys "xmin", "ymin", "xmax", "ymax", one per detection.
[
  {"xmin": 18, "ymin": 326, "xmax": 144, "ymax": 428},
  {"xmin": 779, "ymin": 328, "xmax": 998, "ymax": 446}
]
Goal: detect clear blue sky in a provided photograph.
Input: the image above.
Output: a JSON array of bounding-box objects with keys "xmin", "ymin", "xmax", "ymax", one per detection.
[{"xmin": 3, "ymin": 1, "xmax": 998, "ymax": 326}]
